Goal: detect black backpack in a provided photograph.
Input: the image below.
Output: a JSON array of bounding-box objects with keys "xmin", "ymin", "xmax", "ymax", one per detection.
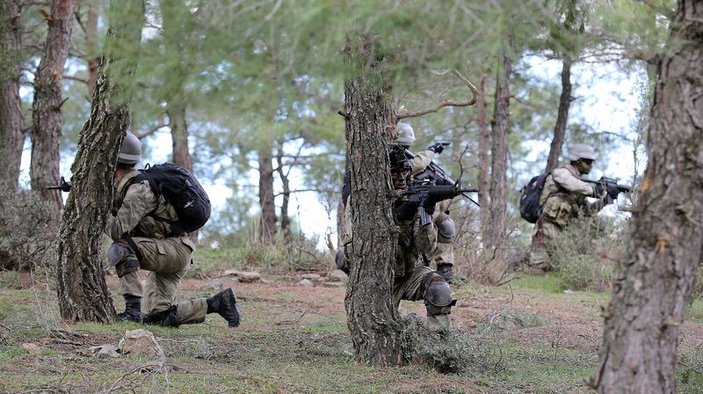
[
  {"xmin": 131, "ymin": 163, "xmax": 211, "ymax": 233},
  {"xmin": 519, "ymin": 172, "xmax": 550, "ymax": 223}
]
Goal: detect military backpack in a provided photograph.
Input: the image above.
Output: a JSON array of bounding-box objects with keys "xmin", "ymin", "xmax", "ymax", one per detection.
[
  {"xmin": 130, "ymin": 163, "xmax": 211, "ymax": 234},
  {"xmin": 519, "ymin": 172, "xmax": 550, "ymax": 224}
]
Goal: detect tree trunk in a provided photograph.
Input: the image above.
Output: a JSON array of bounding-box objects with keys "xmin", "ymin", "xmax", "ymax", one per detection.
[
  {"xmin": 343, "ymin": 33, "xmax": 404, "ymax": 366},
  {"xmin": 56, "ymin": 0, "xmax": 145, "ymax": 323},
  {"xmin": 86, "ymin": 0, "xmax": 99, "ymax": 99},
  {"xmin": 30, "ymin": 0, "xmax": 75, "ymax": 222},
  {"xmin": 476, "ymin": 75, "xmax": 491, "ymax": 245},
  {"xmin": 594, "ymin": 1, "xmax": 703, "ymax": 391},
  {"xmin": 0, "ymin": 0, "xmax": 24, "ymax": 191},
  {"xmin": 160, "ymin": 0, "xmax": 193, "ymax": 172},
  {"xmin": 275, "ymin": 143, "xmax": 292, "ymax": 240},
  {"xmin": 483, "ymin": 51, "xmax": 512, "ymax": 284},
  {"xmin": 545, "ymin": 58, "xmax": 572, "ymax": 173},
  {"xmin": 258, "ymin": 147, "xmax": 277, "ymax": 244}
]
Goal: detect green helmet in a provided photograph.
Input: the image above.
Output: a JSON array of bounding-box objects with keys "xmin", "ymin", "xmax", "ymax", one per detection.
[
  {"xmin": 566, "ymin": 144, "xmax": 596, "ymax": 162},
  {"xmin": 117, "ymin": 132, "xmax": 141, "ymax": 165},
  {"xmin": 394, "ymin": 123, "xmax": 415, "ymax": 147}
]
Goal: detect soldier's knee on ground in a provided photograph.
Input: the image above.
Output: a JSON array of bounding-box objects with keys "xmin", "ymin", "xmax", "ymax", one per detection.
[
  {"xmin": 423, "ymin": 273, "xmax": 456, "ymax": 316},
  {"xmin": 143, "ymin": 305, "xmax": 179, "ymax": 327},
  {"xmin": 108, "ymin": 242, "xmax": 139, "ymax": 277}
]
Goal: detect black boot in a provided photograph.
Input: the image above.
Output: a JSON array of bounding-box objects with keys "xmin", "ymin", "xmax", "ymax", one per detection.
[
  {"xmin": 207, "ymin": 288, "xmax": 241, "ymax": 327},
  {"xmin": 118, "ymin": 295, "xmax": 143, "ymax": 323}
]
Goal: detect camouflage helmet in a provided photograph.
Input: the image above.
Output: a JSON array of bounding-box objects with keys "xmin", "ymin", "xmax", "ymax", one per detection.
[
  {"xmin": 566, "ymin": 143, "xmax": 596, "ymax": 162},
  {"xmin": 394, "ymin": 123, "xmax": 415, "ymax": 147},
  {"xmin": 117, "ymin": 132, "xmax": 141, "ymax": 165}
]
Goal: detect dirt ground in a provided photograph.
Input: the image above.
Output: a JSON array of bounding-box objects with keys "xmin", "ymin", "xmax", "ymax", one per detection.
[
  {"xmin": 109, "ymin": 273, "xmax": 591, "ymax": 355},
  {"xmin": 106, "ymin": 273, "xmax": 703, "ymax": 356}
]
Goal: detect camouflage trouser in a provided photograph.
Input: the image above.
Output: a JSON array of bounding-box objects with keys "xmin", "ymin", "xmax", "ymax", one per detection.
[
  {"xmin": 428, "ymin": 211, "xmax": 454, "ymax": 268},
  {"xmin": 118, "ymin": 236, "xmax": 208, "ymax": 325},
  {"xmin": 528, "ymin": 220, "xmax": 561, "ymax": 270},
  {"xmin": 393, "ymin": 265, "xmax": 435, "ymax": 306}
]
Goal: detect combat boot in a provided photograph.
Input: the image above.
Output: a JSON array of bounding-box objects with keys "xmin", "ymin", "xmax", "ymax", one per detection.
[
  {"xmin": 118, "ymin": 295, "xmax": 143, "ymax": 324},
  {"xmin": 207, "ymin": 288, "xmax": 241, "ymax": 327}
]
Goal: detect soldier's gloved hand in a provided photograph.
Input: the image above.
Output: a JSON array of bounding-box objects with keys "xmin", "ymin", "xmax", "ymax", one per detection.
[
  {"xmin": 422, "ymin": 198, "xmax": 436, "ymax": 216},
  {"xmin": 606, "ymin": 182, "xmax": 620, "ymax": 200},
  {"xmin": 427, "ymin": 142, "xmax": 445, "ymax": 154},
  {"xmin": 59, "ymin": 177, "xmax": 72, "ymax": 192},
  {"xmin": 593, "ymin": 182, "xmax": 606, "ymax": 199},
  {"xmin": 394, "ymin": 201, "xmax": 419, "ymax": 222}
]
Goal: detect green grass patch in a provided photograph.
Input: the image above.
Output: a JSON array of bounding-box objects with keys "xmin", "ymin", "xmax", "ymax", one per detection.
[
  {"xmin": 510, "ymin": 273, "xmax": 568, "ymax": 293},
  {"xmin": 687, "ymin": 300, "xmax": 703, "ymax": 323}
]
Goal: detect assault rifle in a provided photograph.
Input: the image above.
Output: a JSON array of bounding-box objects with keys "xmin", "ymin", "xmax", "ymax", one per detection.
[
  {"xmin": 584, "ymin": 176, "xmax": 632, "ymax": 205},
  {"xmin": 46, "ymin": 176, "xmax": 72, "ymax": 192},
  {"xmin": 404, "ymin": 145, "xmax": 480, "ymax": 207},
  {"xmin": 397, "ymin": 181, "xmax": 479, "ymax": 226}
]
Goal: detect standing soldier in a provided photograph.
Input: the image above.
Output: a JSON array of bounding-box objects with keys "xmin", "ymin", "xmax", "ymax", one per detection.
[
  {"xmin": 107, "ymin": 132, "xmax": 241, "ymax": 327},
  {"xmin": 529, "ymin": 143, "xmax": 607, "ymax": 271}
]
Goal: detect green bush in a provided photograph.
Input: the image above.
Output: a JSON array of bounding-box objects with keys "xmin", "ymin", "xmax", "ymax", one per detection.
[{"xmin": 546, "ymin": 216, "xmax": 626, "ymax": 291}]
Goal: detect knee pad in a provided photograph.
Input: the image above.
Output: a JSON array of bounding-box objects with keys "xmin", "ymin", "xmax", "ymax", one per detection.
[
  {"xmin": 143, "ymin": 305, "xmax": 179, "ymax": 327},
  {"xmin": 423, "ymin": 273, "xmax": 456, "ymax": 316},
  {"xmin": 435, "ymin": 215, "xmax": 455, "ymax": 243}
]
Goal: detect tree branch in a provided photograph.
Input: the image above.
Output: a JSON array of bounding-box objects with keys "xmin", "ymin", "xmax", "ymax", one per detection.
[{"xmin": 396, "ymin": 70, "xmax": 478, "ymax": 120}]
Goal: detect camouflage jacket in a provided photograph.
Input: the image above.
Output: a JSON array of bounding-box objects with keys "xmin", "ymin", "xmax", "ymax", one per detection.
[
  {"xmin": 538, "ymin": 164, "xmax": 604, "ymax": 228},
  {"xmin": 105, "ymin": 169, "xmax": 190, "ymax": 243},
  {"xmin": 408, "ymin": 150, "xmax": 435, "ymax": 176}
]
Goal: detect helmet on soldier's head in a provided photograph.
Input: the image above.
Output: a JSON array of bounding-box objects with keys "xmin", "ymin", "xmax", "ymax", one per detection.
[
  {"xmin": 566, "ymin": 143, "xmax": 596, "ymax": 162},
  {"xmin": 117, "ymin": 132, "xmax": 141, "ymax": 165},
  {"xmin": 394, "ymin": 123, "xmax": 415, "ymax": 147}
]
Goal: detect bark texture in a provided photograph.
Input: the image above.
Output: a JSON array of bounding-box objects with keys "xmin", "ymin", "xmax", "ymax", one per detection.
[
  {"xmin": 594, "ymin": 1, "xmax": 703, "ymax": 391},
  {"xmin": 545, "ymin": 59, "xmax": 571, "ymax": 173},
  {"xmin": 0, "ymin": 0, "xmax": 24, "ymax": 191},
  {"xmin": 31, "ymin": 0, "xmax": 75, "ymax": 220},
  {"xmin": 57, "ymin": 0, "xmax": 145, "ymax": 323},
  {"xmin": 258, "ymin": 147, "xmax": 277, "ymax": 244},
  {"xmin": 477, "ymin": 76, "xmax": 491, "ymax": 244},
  {"xmin": 484, "ymin": 52, "xmax": 512, "ymax": 284},
  {"xmin": 343, "ymin": 34, "xmax": 404, "ymax": 366}
]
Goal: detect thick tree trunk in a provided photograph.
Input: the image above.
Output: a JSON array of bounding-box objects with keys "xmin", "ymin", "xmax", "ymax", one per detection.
[
  {"xmin": 258, "ymin": 147, "xmax": 277, "ymax": 244},
  {"xmin": 0, "ymin": 0, "xmax": 24, "ymax": 191},
  {"xmin": 57, "ymin": 0, "xmax": 145, "ymax": 323},
  {"xmin": 594, "ymin": 1, "xmax": 703, "ymax": 391},
  {"xmin": 343, "ymin": 33, "xmax": 404, "ymax": 366},
  {"xmin": 484, "ymin": 52, "xmax": 512, "ymax": 284},
  {"xmin": 545, "ymin": 59, "xmax": 572, "ymax": 173},
  {"xmin": 30, "ymin": 0, "xmax": 75, "ymax": 221}
]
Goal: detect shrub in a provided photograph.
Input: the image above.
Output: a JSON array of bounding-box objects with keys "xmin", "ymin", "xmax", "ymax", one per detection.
[
  {"xmin": 546, "ymin": 216, "xmax": 626, "ymax": 291},
  {"xmin": 0, "ymin": 187, "xmax": 59, "ymax": 272}
]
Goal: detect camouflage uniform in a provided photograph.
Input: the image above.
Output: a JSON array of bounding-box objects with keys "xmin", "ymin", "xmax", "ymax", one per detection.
[
  {"xmin": 107, "ymin": 169, "xmax": 208, "ymax": 325},
  {"xmin": 529, "ymin": 164, "xmax": 604, "ymax": 270},
  {"xmin": 406, "ymin": 150, "xmax": 456, "ymax": 277}
]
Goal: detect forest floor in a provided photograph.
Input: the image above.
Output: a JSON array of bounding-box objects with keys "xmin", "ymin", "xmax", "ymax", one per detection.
[{"xmin": 2, "ymin": 264, "xmax": 703, "ymax": 393}]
